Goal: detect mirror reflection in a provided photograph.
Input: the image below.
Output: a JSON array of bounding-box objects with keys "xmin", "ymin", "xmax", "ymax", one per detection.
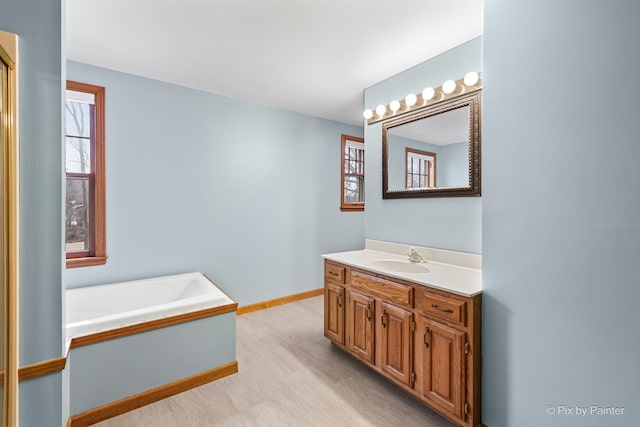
[
  {"xmin": 387, "ymin": 105, "xmax": 470, "ymax": 190},
  {"xmin": 382, "ymin": 91, "xmax": 481, "ymax": 198}
]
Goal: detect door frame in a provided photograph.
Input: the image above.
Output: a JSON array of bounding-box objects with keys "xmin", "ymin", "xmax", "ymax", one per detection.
[{"xmin": 0, "ymin": 29, "xmax": 19, "ymax": 427}]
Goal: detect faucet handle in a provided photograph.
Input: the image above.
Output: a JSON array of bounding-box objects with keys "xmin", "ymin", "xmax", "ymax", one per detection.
[{"xmin": 408, "ymin": 247, "xmax": 425, "ymax": 263}]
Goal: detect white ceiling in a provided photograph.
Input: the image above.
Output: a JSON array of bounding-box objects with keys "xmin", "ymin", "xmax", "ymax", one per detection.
[{"xmin": 66, "ymin": 1, "xmax": 482, "ymax": 126}]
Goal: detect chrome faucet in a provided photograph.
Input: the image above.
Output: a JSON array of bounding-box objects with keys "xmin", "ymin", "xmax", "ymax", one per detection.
[{"xmin": 407, "ymin": 247, "xmax": 426, "ymax": 263}]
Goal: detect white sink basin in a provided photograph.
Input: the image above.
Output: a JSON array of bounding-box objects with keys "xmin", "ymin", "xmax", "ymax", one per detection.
[{"xmin": 370, "ymin": 260, "xmax": 430, "ymax": 274}]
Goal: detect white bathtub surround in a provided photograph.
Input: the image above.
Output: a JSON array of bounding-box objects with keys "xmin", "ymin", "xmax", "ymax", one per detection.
[
  {"xmin": 65, "ymin": 273, "xmax": 237, "ymax": 422},
  {"xmin": 322, "ymin": 239, "xmax": 481, "ymax": 297},
  {"xmin": 66, "ymin": 272, "xmax": 234, "ymax": 340}
]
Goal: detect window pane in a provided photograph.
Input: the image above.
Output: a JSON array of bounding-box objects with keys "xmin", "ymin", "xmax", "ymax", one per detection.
[
  {"xmin": 346, "ymin": 149, "xmax": 364, "ymax": 175},
  {"xmin": 344, "ymin": 148, "xmax": 351, "ymax": 173},
  {"xmin": 348, "ymin": 160, "xmax": 357, "ymax": 174},
  {"xmin": 66, "ymin": 137, "xmax": 91, "ymax": 173},
  {"xmin": 344, "ymin": 176, "xmax": 364, "ymax": 203},
  {"xmin": 65, "ymin": 100, "xmax": 91, "ymax": 137},
  {"xmin": 66, "ymin": 177, "xmax": 90, "ymax": 253}
]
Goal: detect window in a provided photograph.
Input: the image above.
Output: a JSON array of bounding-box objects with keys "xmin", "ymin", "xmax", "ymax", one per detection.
[
  {"xmin": 406, "ymin": 148, "xmax": 436, "ymax": 189},
  {"xmin": 341, "ymin": 134, "xmax": 365, "ymax": 211},
  {"xmin": 65, "ymin": 81, "xmax": 106, "ymax": 268}
]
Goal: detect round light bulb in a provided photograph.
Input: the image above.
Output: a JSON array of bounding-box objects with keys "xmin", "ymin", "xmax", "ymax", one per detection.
[
  {"xmin": 363, "ymin": 109, "xmax": 373, "ymax": 120},
  {"xmin": 405, "ymin": 93, "xmax": 417, "ymax": 107},
  {"xmin": 464, "ymin": 71, "xmax": 479, "ymax": 86},
  {"xmin": 389, "ymin": 100, "xmax": 400, "ymax": 112},
  {"xmin": 421, "ymin": 87, "xmax": 435, "ymax": 101},
  {"xmin": 442, "ymin": 79, "xmax": 456, "ymax": 94},
  {"xmin": 376, "ymin": 104, "xmax": 386, "ymax": 117}
]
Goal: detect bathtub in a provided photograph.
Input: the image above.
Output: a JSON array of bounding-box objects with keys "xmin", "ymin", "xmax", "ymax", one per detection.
[
  {"xmin": 66, "ymin": 272, "xmax": 235, "ymax": 340},
  {"xmin": 65, "ymin": 272, "xmax": 238, "ymax": 425}
]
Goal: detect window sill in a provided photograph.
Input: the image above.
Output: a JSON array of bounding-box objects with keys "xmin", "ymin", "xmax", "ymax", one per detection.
[
  {"xmin": 66, "ymin": 256, "xmax": 107, "ymax": 269},
  {"xmin": 340, "ymin": 205, "xmax": 364, "ymax": 212}
]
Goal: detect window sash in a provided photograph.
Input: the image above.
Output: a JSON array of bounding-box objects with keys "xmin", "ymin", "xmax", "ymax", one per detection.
[
  {"xmin": 65, "ymin": 80, "xmax": 106, "ymax": 268},
  {"xmin": 65, "ymin": 173, "xmax": 95, "ymax": 258},
  {"xmin": 341, "ymin": 134, "xmax": 365, "ymax": 211}
]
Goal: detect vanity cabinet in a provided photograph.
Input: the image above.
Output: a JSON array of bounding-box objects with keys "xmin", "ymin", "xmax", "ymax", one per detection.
[
  {"xmin": 323, "ymin": 260, "xmax": 482, "ymax": 427},
  {"xmin": 416, "ymin": 316, "xmax": 466, "ymax": 418},
  {"xmin": 379, "ymin": 301, "xmax": 414, "ymax": 387},
  {"xmin": 324, "ymin": 282, "xmax": 345, "ymax": 345},
  {"xmin": 346, "ymin": 290, "xmax": 374, "ymax": 363},
  {"xmin": 324, "ymin": 264, "xmax": 346, "ymax": 346}
]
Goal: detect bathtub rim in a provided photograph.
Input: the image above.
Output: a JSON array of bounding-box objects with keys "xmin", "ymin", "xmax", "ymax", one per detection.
[{"xmin": 66, "ymin": 272, "xmax": 237, "ymax": 349}]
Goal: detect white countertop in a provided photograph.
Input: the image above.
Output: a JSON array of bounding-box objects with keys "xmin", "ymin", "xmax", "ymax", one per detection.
[{"xmin": 322, "ymin": 241, "xmax": 482, "ymax": 297}]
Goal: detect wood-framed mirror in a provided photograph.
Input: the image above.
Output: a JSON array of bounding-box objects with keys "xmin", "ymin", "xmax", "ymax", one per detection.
[{"xmin": 382, "ymin": 90, "xmax": 481, "ymax": 198}]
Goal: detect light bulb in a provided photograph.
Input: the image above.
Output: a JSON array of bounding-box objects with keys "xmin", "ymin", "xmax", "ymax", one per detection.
[
  {"xmin": 389, "ymin": 100, "xmax": 400, "ymax": 112},
  {"xmin": 442, "ymin": 80, "xmax": 456, "ymax": 94},
  {"xmin": 464, "ymin": 71, "xmax": 479, "ymax": 86},
  {"xmin": 363, "ymin": 109, "xmax": 373, "ymax": 120},
  {"xmin": 376, "ymin": 104, "xmax": 386, "ymax": 117},
  {"xmin": 405, "ymin": 93, "xmax": 417, "ymax": 107},
  {"xmin": 422, "ymin": 87, "xmax": 435, "ymax": 101}
]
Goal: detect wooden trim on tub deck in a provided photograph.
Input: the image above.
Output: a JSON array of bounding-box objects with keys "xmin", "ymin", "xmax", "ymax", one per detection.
[
  {"xmin": 67, "ymin": 360, "xmax": 238, "ymax": 427},
  {"xmin": 236, "ymin": 288, "xmax": 323, "ymax": 315},
  {"xmin": 69, "ymin": 301, "xmax": 238, "ymax": 349},
  {"xmin": 18, "ymin": 357, "xmax": 67, "ymax": 382}
]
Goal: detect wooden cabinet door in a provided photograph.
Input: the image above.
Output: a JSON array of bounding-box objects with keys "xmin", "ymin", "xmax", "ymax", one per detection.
[
  {"xmin": 380, "ymin": 302, "xmax": 413, "ymax": 386},
  {"xmin": 416, "ymin": 316, "xmax": 466, "ymax": 419},
  {"xmin": 347, "ymin": 291, "xmax": 374, "ymax": 363},
  {"xmin": 324, "ymin": 283, "xmax": 345, "ymax": 345}
]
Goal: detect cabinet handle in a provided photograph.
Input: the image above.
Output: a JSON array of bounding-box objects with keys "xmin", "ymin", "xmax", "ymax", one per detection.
[
  {"xmin": 381, "ymin": 309, "xmax": 387, "ymax": 328},
  {"xmin": 329, "ymin": 271, "xmax": 339, "ymax": 276},
  {"xmin": 366, "ymin": 303, "xmax": 371, "ymax": 321},
  {"xmin": 423, "ymin": 326, "xmax": 429, "ymax": 348},
  {"xmin": 431, "ymin": 304, "xmax": 454, "ymax": 314},
  {"xmin": 337, "ymin": 294, "xmax": 342, "ymax": 308}
]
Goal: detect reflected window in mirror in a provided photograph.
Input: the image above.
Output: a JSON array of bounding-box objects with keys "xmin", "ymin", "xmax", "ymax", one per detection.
[
  {"xmin": 406, "ymin": 148, "xmax": 436, "ymax": 189},
  {"xmin": 341, "ymin": 134, "xmax": 365, "ymax": 211}
]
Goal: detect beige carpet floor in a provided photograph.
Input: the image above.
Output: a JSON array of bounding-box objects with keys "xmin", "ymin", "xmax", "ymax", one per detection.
[{"xmin": 94, "ymin": 295, "xmax": 454, "ymax": 426}]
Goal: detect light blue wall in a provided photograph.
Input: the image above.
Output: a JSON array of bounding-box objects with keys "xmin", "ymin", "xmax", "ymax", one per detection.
[
  {"xmin": 440, "ymin": 141, "xmax": 468, "ymax": 187},
  {"xmin": 363, "ymin": 37, "xmax": 482, "ymax": 254},
  {"xmin": 0, "ymin": 0, "xmax": 64, "ymax": 426},
  {"xmin": 483, "ymin": 1, "xmax": 640, "ymax": 426},
  {"xmin": 65, "ymin": 61, "xmax": 364, "ymax": 304}
]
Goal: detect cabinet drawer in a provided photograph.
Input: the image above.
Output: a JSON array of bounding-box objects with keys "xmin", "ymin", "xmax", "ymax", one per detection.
[
  {"xmin": 416, "ymin": 290, "xmax": 466, "ymax": 326},
  {"xmin": 351, "ymin": 271, "xmax": 413, "ymax": 307},
  {"xmin": 325, "ymin": 263, "xmax": 346, "ymax": 283}
]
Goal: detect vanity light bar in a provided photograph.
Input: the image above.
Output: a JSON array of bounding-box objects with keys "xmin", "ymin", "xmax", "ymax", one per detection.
[{"xmin": 363, "ymin": 72, "xmax": 482, "ymax": 125}]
